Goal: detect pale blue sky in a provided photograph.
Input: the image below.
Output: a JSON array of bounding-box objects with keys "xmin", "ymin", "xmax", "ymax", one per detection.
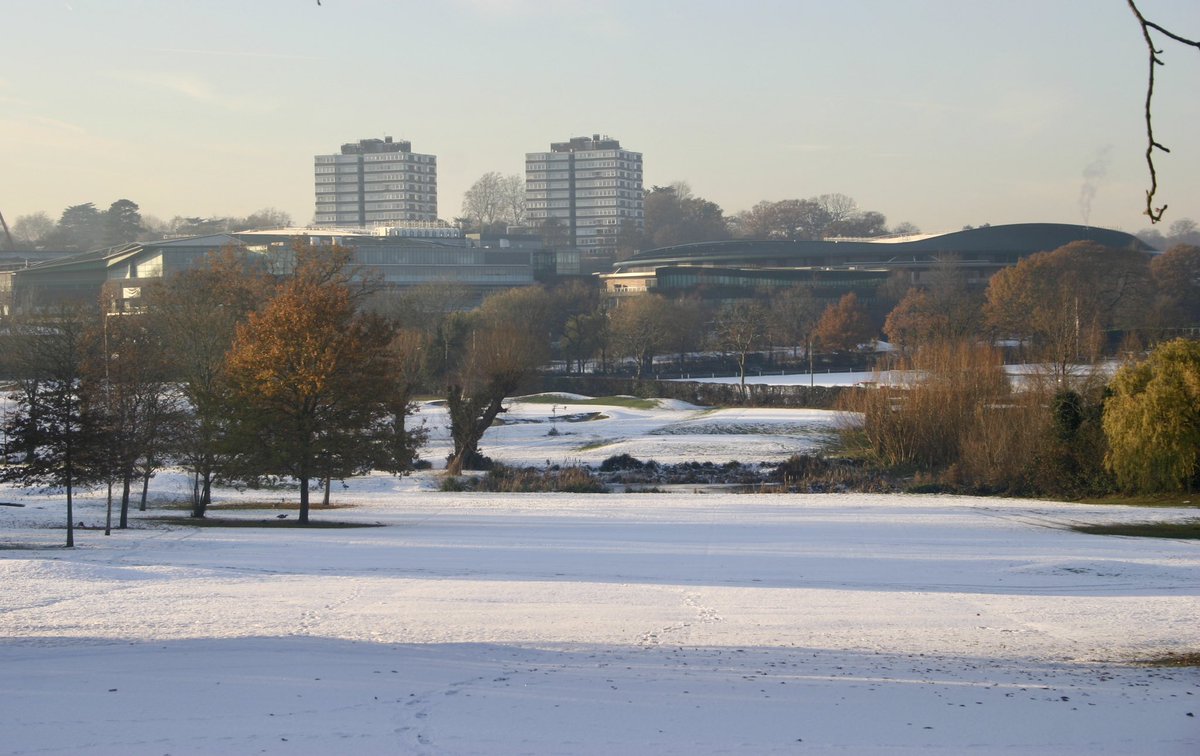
[{"xmin": 3, "ymin": 0, "xmax": 1198, "ymax": 234}]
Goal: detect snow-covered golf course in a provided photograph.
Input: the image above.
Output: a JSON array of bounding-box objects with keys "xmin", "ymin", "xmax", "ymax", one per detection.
[{"xmin": 2, "ymin": 398, "xmax": 1197, "ymax": 754}]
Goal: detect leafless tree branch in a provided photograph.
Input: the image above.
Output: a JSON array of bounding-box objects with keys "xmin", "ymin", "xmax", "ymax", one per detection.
[{"xmin": 1127, "ymin": 0, "xmax": 1200, "ymax": 223}]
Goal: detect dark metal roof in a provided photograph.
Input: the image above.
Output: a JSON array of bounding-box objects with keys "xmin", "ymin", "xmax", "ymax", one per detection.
[
  {"xmin": 19, "ymin": 243, "xmax": 143, "ymax": 271},
  {"xmin": 616, "ymin": 223, "xmax": 1151, "ymax": 272},
  {"xmin": 898, "ymin": 223, "xmax": 1152, "ymax": 254}
]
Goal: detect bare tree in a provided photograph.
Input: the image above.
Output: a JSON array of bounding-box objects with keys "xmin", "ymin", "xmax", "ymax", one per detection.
[
  {"xmin": 461, "ymin": 172, "xmax": 506, "ymax": 232},
  {"xmin": 1149, "ymin": 242, "xmax": 1200, "ymax": 328},
  {"xmin": 769, "ymin": 285, "xmax": 821, "ymax": 359},
  {"xmin": 661, "ymin": 297, "xmax": 709, "ymax": 373},
  {"xmin": 734, "ymin": 199, "xmax": 831, "ymax": 241},
  {"xmin": 374, "ymin": 327, "xmax": 430, "ymax": 474},
  {"xmin": 83, "ymin": 297, "xmax": 182, "ymax": 528},
  {"xmin": 501, "ymin": 174, "xmax": 526, "ymax": 226},
  {"xmin": 816, "ymin": 193, "xmax": 859, "ymax": 225},
  {"xmin": 713, "ymin": 300, "xmax": 769, "ymax": 388},
  {"xmin": 10, "ymin": 212, "xmax": 55, "ymax": 246},
  {"xmin": 142, "ymin": 248, "xmax": 272, "ymax": 517},
  {"xmin": 609, "ymin": 295, "xmax": 674, "ymax": 378}
]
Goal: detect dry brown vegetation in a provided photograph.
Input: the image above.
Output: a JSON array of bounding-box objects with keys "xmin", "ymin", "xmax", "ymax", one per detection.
[{"xmin": 840, "ymin": 340, "xmax": 1112, "ymax": 496}]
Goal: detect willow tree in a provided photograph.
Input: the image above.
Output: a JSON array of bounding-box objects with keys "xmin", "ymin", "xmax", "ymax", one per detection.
[{"xmin": 1103, "ymin": 338, "xmax": 1200, "ymax": 493}]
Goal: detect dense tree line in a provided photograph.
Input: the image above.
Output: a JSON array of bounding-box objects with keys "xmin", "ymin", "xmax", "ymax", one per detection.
[
  {"xmin": 604, "ymin": 184, "xmax": 920, "ymax": 259},
  {"xmin": 8, "ymin": 202, "xmax": 293, "ymax": 251}
]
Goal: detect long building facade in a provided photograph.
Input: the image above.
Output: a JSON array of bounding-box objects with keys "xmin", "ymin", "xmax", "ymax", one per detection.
[
  {"xmin": 2, "ymin": 228, "xmax": 585, "ymax": 316},
  {"xmin": 601, "ymin": 223, "xmax": 1155, "ymax": 301},
  {"xmin": 314, "ymin": 137, "xmax": 438, "ymax": 227},
  {"xmin": 525, "ymin": 134, "xmax": 643, "ymax": 261}
]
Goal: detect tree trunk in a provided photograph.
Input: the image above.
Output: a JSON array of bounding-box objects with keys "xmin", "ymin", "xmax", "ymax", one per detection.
[
  {"xmin": 191, "ymin": 469, "xmax": 213, "ymax": 519},
  {"xmin": 139, "ymin": 468, "xmax": 151, "ymax": 512},
  {"xmin": 298, "ymin": 476, "xmax": 310, "ymax": 525},
  {"xmin": 446, "ymin": 392, "xmax": 507, "ymax": 476},
  {"xmin": 105, "ymin": 480, "xmax": 113, "ymax": 537},
  {"xmin": 65, "ymin": 472, "xmax": 74, "ymax": 549},
  {"xmin": 119, "ymin": 470, "xmax": 132, "ymax": 529},
  {"xmin": 322, "ymin": 476, "xmax": 331, "ymax": 507}
]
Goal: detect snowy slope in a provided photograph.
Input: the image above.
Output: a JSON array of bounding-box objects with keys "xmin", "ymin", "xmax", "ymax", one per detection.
[{"xmin": 417, "ymin": 398, "xmax": 843, "ymax": 467}]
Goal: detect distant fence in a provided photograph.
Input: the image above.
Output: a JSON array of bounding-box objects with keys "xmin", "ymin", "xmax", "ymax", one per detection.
[{"xmin": 534, "ymin": 375, "xmax": 856, "ymax": 409}]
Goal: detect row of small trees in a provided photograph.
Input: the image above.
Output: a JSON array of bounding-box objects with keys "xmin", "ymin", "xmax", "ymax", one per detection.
[
  {"xmin": 886, "ymin": 241, "xmax": 1200, "ymax": 368},
  {"xmin": 573, "ymin": 240, "xmax": 1198, "ymax": 386}
]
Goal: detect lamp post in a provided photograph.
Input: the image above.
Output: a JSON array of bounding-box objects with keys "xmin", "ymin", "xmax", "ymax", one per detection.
[{"xmin": 103, "ymin": 309, "xmax": 114, "ymax": 536}]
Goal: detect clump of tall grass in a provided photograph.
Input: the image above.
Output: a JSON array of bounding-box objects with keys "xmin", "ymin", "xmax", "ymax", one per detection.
[
  {"xmin": 443, "ymin": 464, "xmax": 607, "ymax": 493},
  {"xmin": 765, "ymin": 453, "xmax": 900, "ymax": 493},
  {"xmin": 841, "ymin": 341, "xmax": 1012, "ymax": 470},
  {"xmin": 840, "ymin": 340, "xmax": 1111, "ymax": 495}
]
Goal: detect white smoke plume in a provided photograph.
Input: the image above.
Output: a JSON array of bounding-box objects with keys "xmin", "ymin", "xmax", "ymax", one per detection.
[{"xmin": 1078, "ymin": 146, "xmax": 1112, "ymax": 227}]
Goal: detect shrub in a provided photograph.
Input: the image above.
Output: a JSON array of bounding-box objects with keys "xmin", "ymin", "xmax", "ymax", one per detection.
[
  {"xmin": 599, "ymin": 454, "xmax": 653, "ymax": 472},
  {"xmin": 455, "ymin": 464, "xmax": 608, "ymax": 493},
  {"xmin": 767, "ymin": 453, "xmax": 899, "ymax": 493}
]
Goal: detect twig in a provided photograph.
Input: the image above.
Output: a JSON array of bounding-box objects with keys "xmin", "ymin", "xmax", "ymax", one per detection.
[{"xmin": 1127, "ymin": 0, "xmax": 1200, "ymax": 223}]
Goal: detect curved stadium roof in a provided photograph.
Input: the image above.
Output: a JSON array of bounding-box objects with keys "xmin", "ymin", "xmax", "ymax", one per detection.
[{"xmin": 614, "ymin": 223, "xmax": 1153, "ymax": 272}]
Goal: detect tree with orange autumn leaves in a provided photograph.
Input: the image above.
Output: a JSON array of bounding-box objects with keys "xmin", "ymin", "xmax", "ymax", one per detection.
[
  {"xmin": 813, "ymin": 292, "xmax": 875, "ymax": 354},
  {"xmin": 224, "ymin": 243, "xmax": 394, "ymax": 524}
]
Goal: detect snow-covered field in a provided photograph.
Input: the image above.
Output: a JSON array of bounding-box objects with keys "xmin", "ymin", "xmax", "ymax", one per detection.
[
  {"xmin": 418, "ymin": 396, "xmax": 842, "ymax": 467},
  {"xmin": 2, "ymin": 399, "xmax": 1198, "ymax": 755}
]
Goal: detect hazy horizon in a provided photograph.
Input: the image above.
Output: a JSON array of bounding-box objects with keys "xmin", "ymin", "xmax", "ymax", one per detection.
[{"xmin": 3, "ymin": 0, "xmax": 1198, "ymax": 235}]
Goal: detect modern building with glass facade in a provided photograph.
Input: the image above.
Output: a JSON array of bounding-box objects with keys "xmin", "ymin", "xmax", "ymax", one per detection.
[
  {"xmin": 525, "ymin": 134, "xmax": 643, "ymax": 261},
  {"xmin": 2, "ymin": 228, "xmax": 584, "ymax": 316},
  {"xmin": 602, "ymin": 223, "xmax": 1154, "ymax": 300},
  {"xmin": 314, "ymin": 137, "xmax": 438, "ymax": 227}
]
